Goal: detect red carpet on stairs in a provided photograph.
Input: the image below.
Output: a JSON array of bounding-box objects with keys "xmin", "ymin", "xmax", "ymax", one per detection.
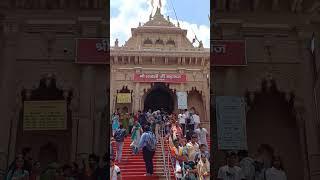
[
  {"xmin": 112, "ymin": 137, "xmax": 160, "ymax": 180},
  {"xmin": 112, "ymin": 136, "xmax": 212, "ymax": 180}
]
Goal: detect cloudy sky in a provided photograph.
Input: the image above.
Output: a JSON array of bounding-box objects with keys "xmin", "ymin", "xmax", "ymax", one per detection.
[{"xmin": 110, "ymin": 0, "xmax": 210, "ymax": 48}]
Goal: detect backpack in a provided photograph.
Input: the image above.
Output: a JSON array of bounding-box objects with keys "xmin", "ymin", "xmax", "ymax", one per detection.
[
  {"xmin": 145, "ymin": 132, "xmax": 157, "ymax": 151},
  {"xmin": 114, "ymin": 129, "xmax": 125, "ymax": 142}
]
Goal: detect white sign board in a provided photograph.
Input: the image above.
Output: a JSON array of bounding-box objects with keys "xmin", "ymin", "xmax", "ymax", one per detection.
[
  {"xmin": 216, "ymin": 96, "xmax": 247, "ymax": 150},
  {"xmin": 176, "ymin": 92, "xmax": 188, "ymax": 109}
]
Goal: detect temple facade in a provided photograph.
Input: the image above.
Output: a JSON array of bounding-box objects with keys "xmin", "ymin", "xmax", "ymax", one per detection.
[
  {"xmin": 110, "ymin": 8, "xmax": 211, "ymax": 128},
  {"xmin": 212, "ymin": 0, "xmax": 320, "ymax": 180}
]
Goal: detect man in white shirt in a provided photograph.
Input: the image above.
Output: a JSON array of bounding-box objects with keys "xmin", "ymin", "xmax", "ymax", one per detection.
[
  {"xmin": 194, "ymin": 123, "xmax": 208, "ymax": 150},
  {"xmin": 178, "ymin": 113, "xmax": 186, "ymax": 137},
  {"xmin": 217, "ymin": 151, "xmax": 245, "ymax": 180},
  {"xmin": 184, "ymin": 109, "xmax": 190, "ymax": 119},
  {"xmin": 192, "ymin": 111, "xmax": 201, "ymax": 130},
  {"xmin": 110, "ymin": 158, "xmax": 121, "ymax": 180},
  {"xmin": 265, "ymin": 155, "xmax": 287, "ymax": 180},
  {"xmin": 238, "ymin": 150, "xmax": 255, "ymax": 180}
]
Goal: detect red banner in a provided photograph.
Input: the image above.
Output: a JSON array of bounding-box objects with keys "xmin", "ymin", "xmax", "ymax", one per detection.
[
  {"xmin": 133, "ymin": 73, "xmax": 187, "ymax": 83},
  {"xmin": 76, "ymin": 38, "xmax": 109, "ymax": 64},
  {"xmin": 211, "ymin": 40, "xmax": 247, "ymax": 66}
]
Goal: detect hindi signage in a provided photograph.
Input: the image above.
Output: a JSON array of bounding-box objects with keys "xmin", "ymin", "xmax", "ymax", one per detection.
[
  {"xmin": 76, "ymin": 38, "xmax": 109, "ymax": 64},
  {"xmin": 216, "ymin": 96, "xmax": 247, "ymax": 150},
  {"xmin": 133, "ymin": 73, "xmax": 187, "ymax": 83},
  {"xmin": 176, "ymin": 92, "xmax": 188, "ymax": 109},
  {"xmin": 211, "ymin": 40, "xmax": 247, "ymax": 66},
  {"xmin": 117, "ymin": 93, "xmax": 132, "ymax": 104},
  {"xmin": 23, "ymin": 101, "xmax": 67, "ymax": 131}
]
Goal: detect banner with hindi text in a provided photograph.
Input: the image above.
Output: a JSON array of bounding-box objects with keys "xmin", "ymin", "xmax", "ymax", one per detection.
[
  {"xmin": 76, "ymin": 38, "xmax": 109, "ymax": 64},
  {"xmin": 211, "ymin": 40, "xmax": 247, "ymax": 66},
  {"xmin": 133, "ymin": 73, "xmax": 187, "ymax": 83}
]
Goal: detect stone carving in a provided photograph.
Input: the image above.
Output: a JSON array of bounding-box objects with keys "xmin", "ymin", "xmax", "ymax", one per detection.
[
  {"xmin": 166, "ymin": 39, "xmax": 175, "ymax": 46},
  {"xmin": 155, "ymin": 38, "xmax": 164, "ymax": 45},
  {"xmin": 144, "ymin": 38, "xmax": 153, "ymax": 45},
  {"xmin": 115, "ymin": 38, "xmax": 119, "ymax": 47},
  {"xmin": 198, "ymin": 41, "xmax": 203, "ymax": 48}
]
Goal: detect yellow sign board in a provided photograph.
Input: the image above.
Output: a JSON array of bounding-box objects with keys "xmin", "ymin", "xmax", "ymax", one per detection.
[
  {"xmin": 117, "ymin": 93, "xmax": 131, "ymax": 104},
  {"xmin": 23, "ymin": 100, "xmax": 67, "ymax": 130}
]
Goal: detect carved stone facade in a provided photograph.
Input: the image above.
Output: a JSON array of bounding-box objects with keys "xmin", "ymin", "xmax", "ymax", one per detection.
[
  {"xmin": 0, "ymin": 3, "xmax": 108, "ymax": 175},
  {"xmin": 110, "ymin": 8, "xmax": 210, "ymax": 129},
  {"xmin": 213, "ymin": 0, "xmax": 320, "ymax": 180}
]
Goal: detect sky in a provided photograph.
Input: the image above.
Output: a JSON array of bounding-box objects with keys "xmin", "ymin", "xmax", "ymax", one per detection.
[{"xmin": 110, "ymin": 0, "xmax": 210, "ymax": 48}]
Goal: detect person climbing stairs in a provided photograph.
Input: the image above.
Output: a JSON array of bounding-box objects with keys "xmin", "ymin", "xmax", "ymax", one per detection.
[{"xmin": 112, "ymin": 137, "xmax": 174, "ymax": 180}]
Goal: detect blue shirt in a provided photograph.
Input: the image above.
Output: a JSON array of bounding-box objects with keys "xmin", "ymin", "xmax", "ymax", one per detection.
[{"xmin": 138, "ymin": 132, "xmax": 149, "ymax": 150}]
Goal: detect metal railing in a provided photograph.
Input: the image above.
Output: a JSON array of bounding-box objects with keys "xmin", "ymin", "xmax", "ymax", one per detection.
[
  {"xmin": 167, "ymin": 139, "xmax": 174, "ymax": 180},
  {"xmin": 161, "ymin": 123, "xmax": 179, "ymax": 180},
  {"xmin": 159, "ymin": 124, "xmax": 170, "ymax": 179}
]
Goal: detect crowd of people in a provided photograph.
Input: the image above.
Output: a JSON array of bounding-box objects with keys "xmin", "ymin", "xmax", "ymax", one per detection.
[
  {"xmin": 166, "ymin": 109, "xmax": 210, "ymax": 180},
  {"xmin": 110, "ymin": 107, "xmax": 210, "ymax": 179},
  {"xmin": 111, "ymin": 107, "xmax": 288, "ymax": 180},
  {"xmin": 216, "ymin": 144, "xmax": 287, "ymax": 180},
  {"xmin": 5, "ymin": 107, "xmax": 287, "ymax": 180},
  {"xmin": 5, "ymin": 147, "xmax": 111, "ymax": 180}
]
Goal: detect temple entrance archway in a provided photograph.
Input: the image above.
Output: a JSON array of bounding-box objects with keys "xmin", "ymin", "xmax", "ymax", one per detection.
[
  {"xmin": 16, "ymin": 75, "xmax": 73, "ymax": 169},
  {"xmin": 245, "ymin": 79, "xmax": 303, "ymax": 180},
  {"xmin": 143, "ymin": 83, "xmax": 175, "ymax": 113}
]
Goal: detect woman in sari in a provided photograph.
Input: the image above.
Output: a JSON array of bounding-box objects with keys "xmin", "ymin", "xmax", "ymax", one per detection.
[
  {"xmin": 121, "ymin": 112, "xmax": 129, "ymax": 130},
  {"xmin": 112, "ymin": 113, "xmax": 120, "ymax": 136},
  {"xmin": 171, "ymin": 118, "xmax": 182, "ymax": 141},
  {"xmin": 197, "ymin": 153, "xmax": 210, "ymax": 180},
  {"xmin": 130, "ymin": 120, "xmax": 143, "ymax": 154},
  {"xmin": 128, "ymin": 113, "xmax": 134, "ymax": 135}
]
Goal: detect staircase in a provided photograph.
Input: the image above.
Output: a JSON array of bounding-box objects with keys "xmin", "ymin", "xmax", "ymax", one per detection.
[
  {"xmin": 112, "ymin": 136, "xmax": 211, "ymax": 180},
  {"xmin": 112, "ymin": 137, "xmax": 171, "ymax": 180}
]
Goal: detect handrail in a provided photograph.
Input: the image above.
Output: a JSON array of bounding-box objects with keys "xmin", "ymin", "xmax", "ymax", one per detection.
[
  {"xmin": 159, "ymin": 123, "xmax": 170, "ymax": 179},
  {"xmin": 167, "ymin": 140, "xmax": 174, "ymax": 180}
]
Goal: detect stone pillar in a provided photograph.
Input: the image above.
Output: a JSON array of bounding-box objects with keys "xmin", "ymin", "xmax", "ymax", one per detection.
[
  {"xmin": 203, "ymin": 71, "xmax": 210, "ymax": 130},
  {"xmin": 77, "ymin": 66, "xmax": 95, "ymax": 158},
  {"xmin": 109, "ymin": 67, "xmax": 115, "ymax": 115},
  {"xmin": 134, "ymin": 82, "xmax": 140, "ymax": 112},
  {"xmin": 0, "ymin": 18, "xmax": 19, "ymax": 171},
  {"xmin": 297, "ymin": 30, "xmax": 320, "ymax": 180},
  {"xmin": 224, "ymin": 67, "xmax": 238, "ymax": 95}
]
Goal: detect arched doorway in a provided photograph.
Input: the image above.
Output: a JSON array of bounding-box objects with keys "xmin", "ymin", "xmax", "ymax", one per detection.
[
  {"xmin": 245, "ymin": 79, "xmax": 303, "ymax": 180},
  {"xmin": 144, "ymin": 83, "xmax": 175, "ymax": 113},
  {"xmin": 188, "ymin": 87, "xmax": 205, "ymax": 123},
  {"xmin": 16, "ymin": 75, "xmax": 73, "ymax": 168}
]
